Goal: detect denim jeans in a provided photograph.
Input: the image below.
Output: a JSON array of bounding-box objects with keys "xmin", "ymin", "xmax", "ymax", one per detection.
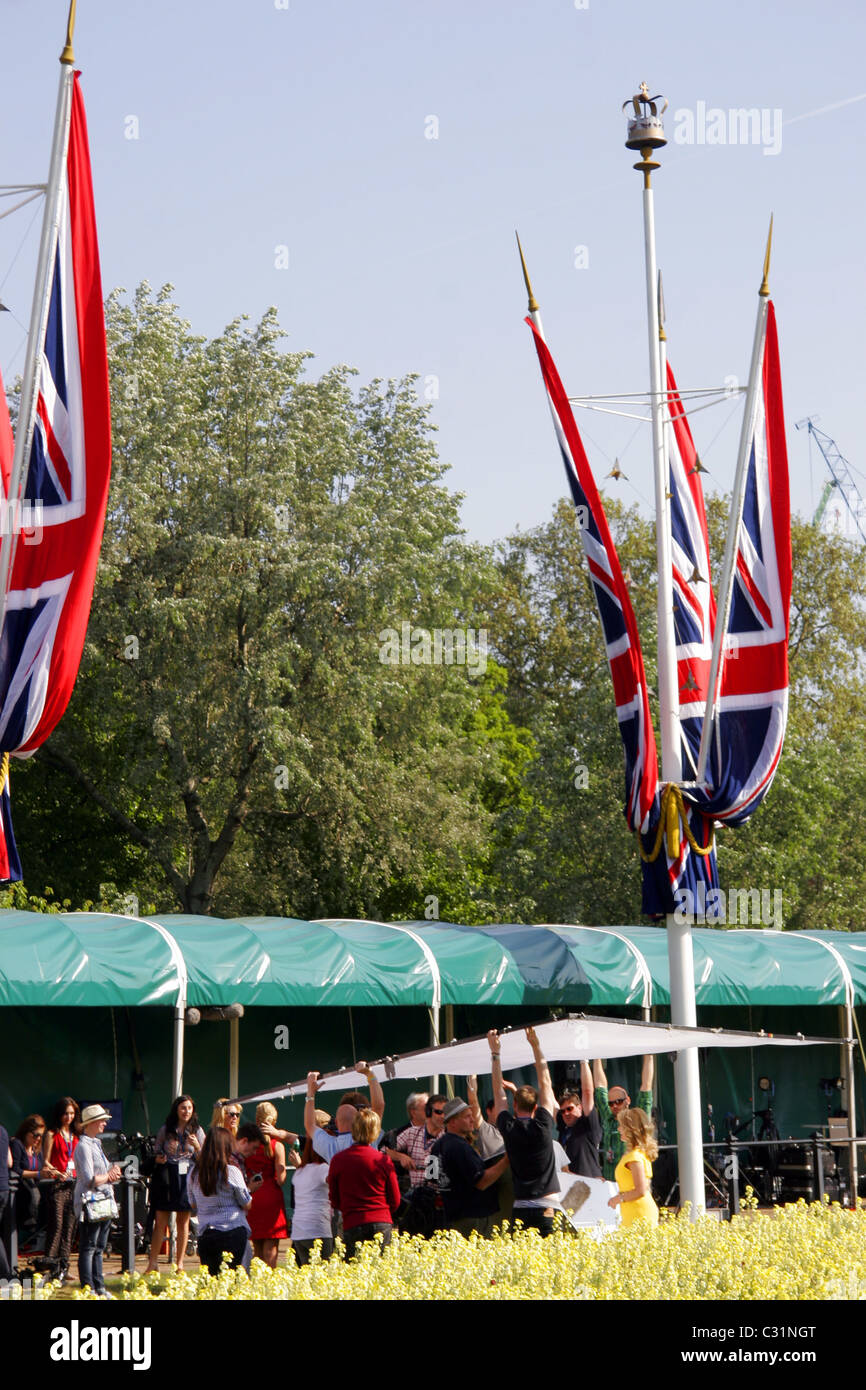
[{"xmin": 78, "ymin": 1217, "xmax": 111, "ymax": 1294}]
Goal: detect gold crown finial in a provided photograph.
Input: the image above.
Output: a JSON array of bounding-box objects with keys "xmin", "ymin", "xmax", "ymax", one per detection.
[
  {"xmin": 759, "ymin": 214, "xmax": 773, "ymax": 297},
  {"xmin": 60, "ymin": 0, "xmax": 77, "ymax": 64},
  {"xmin": 624, "ymin": 83, "xmax": 668, "ymax": 180},
  {"xmin": 515, "ymin": 232, "xmax": 539, "ymax": 314}
]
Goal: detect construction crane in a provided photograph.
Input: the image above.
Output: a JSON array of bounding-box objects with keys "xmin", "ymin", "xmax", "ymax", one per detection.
[
  {"xmin": 796, "ymin": 417, "xmax": 866, "ymax": 544},
  {"xmin": 812, "ymin": 476, "xmax": 837, "ymax": 529}
]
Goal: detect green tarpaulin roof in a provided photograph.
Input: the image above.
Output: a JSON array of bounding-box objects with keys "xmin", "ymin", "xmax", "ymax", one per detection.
[{"xmin": 2, "ymin": 912, "xmax": 866, "ymax": 1010}]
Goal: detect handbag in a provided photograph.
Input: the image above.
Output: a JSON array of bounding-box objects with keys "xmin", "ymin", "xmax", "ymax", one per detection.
[{"xmin": 81, "ymin": 1188, "xmax": 118, "ymax": 1223}]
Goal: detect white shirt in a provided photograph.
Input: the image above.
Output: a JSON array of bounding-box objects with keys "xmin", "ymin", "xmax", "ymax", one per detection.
[{"xmin": 290, "ymin": 1163, "xmax": 333, "ymax": 1240}]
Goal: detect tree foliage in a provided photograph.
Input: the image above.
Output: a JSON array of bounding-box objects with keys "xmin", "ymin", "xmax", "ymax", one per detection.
[
  {"xmin": 11, "ymin": 287, "xmax": 866, "ymax": 930},
  {"xmin": 18, "ymin": 285, "xmax": 512, "ymax": 917}
]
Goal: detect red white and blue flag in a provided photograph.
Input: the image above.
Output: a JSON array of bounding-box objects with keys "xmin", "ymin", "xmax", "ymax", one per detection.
[
  {"xmin": 525, "ymin": 317, "xmax": 659, "ymax": 835},
  {"xmin": 699, "ymin": 302, "xmax": 791, "ymax": 826},
  {"xmin": 0, "ymin": 73, "xmax": 111, "ymax": 880},
  {"xmin": 641, "ymin": 360, "xmax": 719, "ymax": 914},
  {"xmin": 526, "ymin": 300, "xmax": 790, "ymax": 919},
  {"xmin": 667, "ymin": 362, "xmax": 716, "ymax": 768},
  {"xmin": 640, "ymin": 313, "xmax": 790, "ymax": 916},
  {"xmin": 0, "ymin": 366, "xmax": 18, "ymax": 878}
]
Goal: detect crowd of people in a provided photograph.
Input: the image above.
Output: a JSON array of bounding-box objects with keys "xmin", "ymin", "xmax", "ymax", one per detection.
[{"xmin": 0, "ymin": 1037, "xmax": 659, "ymax": 1292}]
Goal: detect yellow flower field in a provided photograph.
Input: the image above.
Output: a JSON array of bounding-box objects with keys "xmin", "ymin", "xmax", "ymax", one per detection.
[{"xmin": 59, "ymin": 1200, "xmax": 866, "ymax": 1301}]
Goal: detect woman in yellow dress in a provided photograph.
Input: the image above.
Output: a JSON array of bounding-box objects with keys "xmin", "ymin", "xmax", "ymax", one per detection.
[{"xmin": 607, "ymin": 1107, "xmax": 659, "ymax": 1228}]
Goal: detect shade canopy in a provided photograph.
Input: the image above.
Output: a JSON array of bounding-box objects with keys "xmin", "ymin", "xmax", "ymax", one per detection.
[
  {"xmin": 1, "ymin": 912, "xmax": 865, "ymax": 1010},
  {"xmin": 240, "ymin": 1014, "xmax": 829, "ymax": 1104}
]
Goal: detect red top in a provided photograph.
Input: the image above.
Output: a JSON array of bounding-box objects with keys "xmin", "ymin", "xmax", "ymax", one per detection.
[
  {"xmin": 245, "ymin": 1142, "xmax": 288, "ymax": 1240},
  {"xmin": 49, "ymin": 1130, "xmax": 78, "ymax": 1176},
  {"xmin": 328, "ymin": 1143, "xmax": 401, "ymax": 1231}
]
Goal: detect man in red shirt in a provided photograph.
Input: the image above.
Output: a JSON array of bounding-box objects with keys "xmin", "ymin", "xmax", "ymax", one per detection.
[{"xmin": 327, "ymin": 1108, "xmax": 401, "ymax": 1260}]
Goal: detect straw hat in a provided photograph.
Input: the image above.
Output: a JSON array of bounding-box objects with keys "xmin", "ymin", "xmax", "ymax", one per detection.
[{"xmin": 80, "ymin": 1104, "xmax": 112, "ymax": 1126}]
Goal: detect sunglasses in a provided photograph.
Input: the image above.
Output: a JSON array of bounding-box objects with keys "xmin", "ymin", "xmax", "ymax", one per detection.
[
  {"xmin": 609, "ymin": 1098, "xmax": 627, "ymax": 1107},
  {"xmin": 226, "ymin": 1110, "xmax": 241, "ymax": 1120},
  {"xmin": 432, "ymin": 1108, "xmax": 445, "ymax": 1116},
  {"xmin": 560, "ymin": 1105, "xmax": 578, "ymax": 1113}
]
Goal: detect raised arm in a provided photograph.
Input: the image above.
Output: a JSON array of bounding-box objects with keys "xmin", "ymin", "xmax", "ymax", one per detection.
[
  {"xmin": 466, "ymin": 1074, "xmax": 482, "ymax": 1129},
  {"xmin": 525, "ymin": 1027, "xmax": 555, "ymax": 1115},
  {"xmin": 593, "ymin": 1058, "xmax": 608, "ymax": 1091},
  {"xmin": 488, "ymin": 1031, "xmax": 507, "ymax": 1120},
  {"xmin": 273, "ymin": 1141, "xmax": 287, "ymax": 1187},
  {"xmin": 355, "ymin": 1062, "xmax": 385, "ymax": 1121},
  {"xmin": 261, "ymin": 1122, "xmax": 299, "ymax": 1146},
  {"xmin": 304, "ymin": 1071, "xmax": 321, "ymax": 1139},
  {"xmin": 640, "ymin": 1054, "xmax": 654, "ymax": 1095},
  {"xmin": 580, "ymin": 1059, "xmax": 594, "ymax": 1115}
]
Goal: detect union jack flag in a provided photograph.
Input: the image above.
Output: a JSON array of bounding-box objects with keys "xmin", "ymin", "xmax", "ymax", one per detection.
[
  {"xmin": 525, "ymin": 317, "xmax": 658, "ymax": 835},
  {"xmin": 700, "ymin": 302, "xmax": 791, "ymax": 826},
  {"xmin": 526, "ymin": 299, "xmax": 789, "ymax": 919},
  {"xmin": 0, "ymin": 72, "xmax": 111, "ymax": 880},
  {"xmin": 641, "ymin": 311, "xmax": 790, "ymax": 916},
  {"xmin": 641, "ymin": 360, "xmax": 719, "ymax": 915}
]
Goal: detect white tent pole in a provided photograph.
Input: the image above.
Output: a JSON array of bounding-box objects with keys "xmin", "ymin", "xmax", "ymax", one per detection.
[
  {"xmin": 229, "ymin": 1016, "xmax": 240, "ymax": 1098},
  {"xmin": 796, "ymin": 933, "xmax": 857, "ymax": 1203},
  {"xmin": 68, "ymin": 911, "xmax": 187, "ymax": 1101}
]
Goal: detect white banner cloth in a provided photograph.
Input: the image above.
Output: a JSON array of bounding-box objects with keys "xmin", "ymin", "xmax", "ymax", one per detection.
[{"xmin": 238, "ymin": 1013, "xmax": 824, "ymax": 1106}]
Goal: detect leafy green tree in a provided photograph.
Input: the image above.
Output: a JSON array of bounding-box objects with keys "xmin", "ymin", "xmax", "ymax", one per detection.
[
  {"xmin": 17, "ymin": 285, "xmax": 511, "ymax": 917},
  {"xmin": 489, "ymin": 497, "xmax": 658, "ymax": 924},
  {"xmin": 490, "ymin": 496, "xmax": 866, "ymax": 929},
  {"xmin": 705, "ymin": 499, "xmax": 866, "ymax": 930},
  {"xmin": 14, "ymin": 285, "xmax": 866, "ymax": 932}
]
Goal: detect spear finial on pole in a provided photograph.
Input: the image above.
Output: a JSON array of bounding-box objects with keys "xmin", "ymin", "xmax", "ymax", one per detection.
[
  {"xmin": 515, "ymin": 232, "xmax": 539, "ymax": 314},
  {"xmin": 759, "ymin": 214, "xmax": 773, "ymax": 297},
  {"xmin": 60, "ymin": 0, "xmax": 77, "ymax": 64}
]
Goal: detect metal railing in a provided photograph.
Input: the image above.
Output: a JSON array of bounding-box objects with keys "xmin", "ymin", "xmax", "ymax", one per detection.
[{"xmin": 655, "ymin": 1134, "xmax": 866, "ymax": 1217}]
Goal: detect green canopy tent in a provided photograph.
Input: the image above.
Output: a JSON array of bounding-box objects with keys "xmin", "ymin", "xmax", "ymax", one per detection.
[{"xmin": 2, "ymin": 912, "xmax": 863, "ymax": 1177}]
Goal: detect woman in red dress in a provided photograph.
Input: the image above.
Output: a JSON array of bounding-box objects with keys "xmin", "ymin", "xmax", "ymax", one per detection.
[{"xmin": 244, "ymin": 1104, "xmax": 288, "ymax": 1267}]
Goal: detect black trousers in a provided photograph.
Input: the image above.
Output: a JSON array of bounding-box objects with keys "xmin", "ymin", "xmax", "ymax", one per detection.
[
  {"xmin": 293, "ymin": 1237, "xmax": 335, "ymax": 1266},
  {"xmin": 515, "ymin": 1207, "xmax": 556, "ymax": 1237},
  {"xmin": 0, "ymin": 1192, "xmax": 10, "ymax": 1279},
  {"xmin": 343, "ymin": 1221, "xmax": 392, "ymax": 1260},
  {"xmin": 197, "ymin": 1224, "xmax": 248, "ymax": 1277}
]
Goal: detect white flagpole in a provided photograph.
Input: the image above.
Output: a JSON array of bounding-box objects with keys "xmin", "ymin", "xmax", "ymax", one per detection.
[
  {"xmin": 0, "ymin": 5, "xmax": 77, "ymax": 618},
  {"xmin": 695, "ymin": 220, "xmax": 773, "ymax": 786},
  {"xmin": 625, "ymin": 84, "xmax": 705, "ymax": 1217}
]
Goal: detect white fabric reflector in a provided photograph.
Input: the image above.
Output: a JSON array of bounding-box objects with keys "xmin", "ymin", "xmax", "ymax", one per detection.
[{"xmin": 237, "ymin": 1013, "xmax": 828, "ymax": 1106}]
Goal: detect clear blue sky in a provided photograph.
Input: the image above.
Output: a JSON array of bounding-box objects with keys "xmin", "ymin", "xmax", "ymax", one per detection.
[{"xmin": 2, "ymin": 0, "xmax": 864, "ymax": 543}]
